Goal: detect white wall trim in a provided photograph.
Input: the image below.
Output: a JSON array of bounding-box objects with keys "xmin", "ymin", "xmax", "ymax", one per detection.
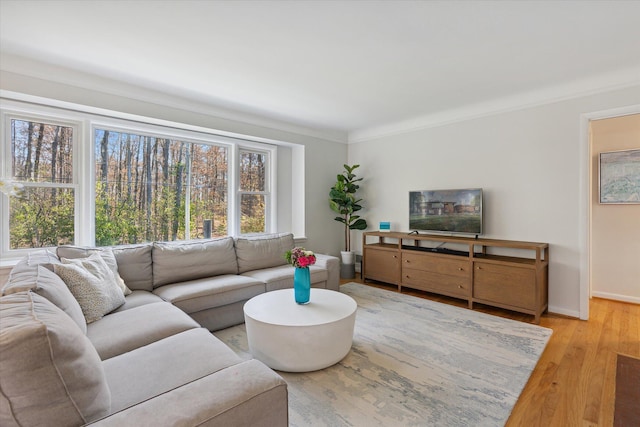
[
  {"xmin": 0, "ymin": 90, "xmax": 289, "ymax": 148},
  {"xmin": 290, "ymin": 144, "xmax": 306, "ymax": 239},
  {"xmin": 591, "ymin": 291, "xmax": 640, "ymax": 305},
  {"xmin": 578, "ymin": 114, "xmax": 591, "ymax": 321},
  {"xmin": 547, "ymin": 305, "xmax": 581, "ymax": 319},
  {"xmin": 350, "ymin": 67, "xmax": 640, "ymax": 143},
  {"xmin": 579, "ymin": 104, "xmax": 640, "ymax": 321}
]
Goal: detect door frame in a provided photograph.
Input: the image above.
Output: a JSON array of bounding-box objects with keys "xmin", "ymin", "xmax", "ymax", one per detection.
[{"xmin": 579, "ymin": 104, "xmax": 640, "ymax": 320}]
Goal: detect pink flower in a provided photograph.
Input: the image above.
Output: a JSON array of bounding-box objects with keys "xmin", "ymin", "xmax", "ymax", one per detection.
[
  {"xmin": 298, "ymin": 255, "xmax": 316, "ymax": 267},
  {"xmin": 285, "ymin": 247, "xmax": 317, "ymax": 268}
]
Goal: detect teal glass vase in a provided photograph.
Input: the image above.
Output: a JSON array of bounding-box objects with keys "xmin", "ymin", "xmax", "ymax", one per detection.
[{"xmin": 294, "ymin": 267, "xmax": 311, "ymax": 304}]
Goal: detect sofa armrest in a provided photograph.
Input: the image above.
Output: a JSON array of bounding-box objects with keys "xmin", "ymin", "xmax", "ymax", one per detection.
[
  {"xmin": 314, "ymin": 253, "xmax": 340, "ymax": 291},
  {"xmin": 88, "ymin": 360, "xmax": 287, "ymax": 427}
]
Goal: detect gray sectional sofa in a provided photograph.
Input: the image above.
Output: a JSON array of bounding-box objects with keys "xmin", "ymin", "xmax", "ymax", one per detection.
[{"xmin": 0, "ymin": 233, "xmax": 340, "ymax": 426}]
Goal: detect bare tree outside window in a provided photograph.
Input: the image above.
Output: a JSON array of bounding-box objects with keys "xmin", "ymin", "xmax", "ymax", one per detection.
[
  {"xmin": 8, "ymin": 119, "xmax": 75, "ymax": 249},
  {"xmin": 239, "ymin": 150, "xmax": 267, "ymax": 234},
  {"xmin": 94, "ymin": 129, "xmax": 228, "ymax": 246}
]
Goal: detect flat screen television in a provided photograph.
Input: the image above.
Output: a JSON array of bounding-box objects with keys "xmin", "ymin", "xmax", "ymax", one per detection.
[{"xmin": 409, "ymin": 188, "xmax": 483, "ymax": 235}]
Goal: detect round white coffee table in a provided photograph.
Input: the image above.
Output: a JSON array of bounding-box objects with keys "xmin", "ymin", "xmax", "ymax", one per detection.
[{"xmin": 243, "ymin": 288, "xmax": 357, "ymax": 372}]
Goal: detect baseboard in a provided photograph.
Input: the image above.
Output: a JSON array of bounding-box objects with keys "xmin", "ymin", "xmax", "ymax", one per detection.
[
  {"xmin": 547, "ymin": 305, "xmax": 581, "ymax": 319},
  {"xmin": 591, "ymin": 291, "xmax": 640, "ymax": 304}
]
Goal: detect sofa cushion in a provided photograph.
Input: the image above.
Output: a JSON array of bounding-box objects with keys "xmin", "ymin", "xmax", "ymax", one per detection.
[
  {"xmin": 102, "ymin": 327, "xmax": 242, "ymax": 413},
  {"xmin": 10, "ymin": 249, "xmax": 61, "ymax": 273},
  {"xmin": 188, "ymin": 300, "xmax": 248, "ymax": 332},
  {"xmin": 86, "ymin": 301, "xmax": 200, "ymax": 360},
  {"xmin": 90, "ymin": 359, "xmax": 288, "ymax": 427},
  {"xmin": 112, "ymin": 289, "xmax": 165, "ymax": 312},
  {"xmin": 235, "ymin": 232, "xmax": 294, "ymax": 274},
  {"xmin": 152, "ymin": 237, "xmax": 238, "ymax": 288},
  {"xmin": 57, "ymin": 246, "xmax": 132, "ymax": 295},
  {"xmin": 153, "ymin": 274, "xmax": 265, "ymax": 314},
  {"xmin": 0, "ymin": 292, "xmax": 111, "ymax": 426},
  {"xmin": 112, "ymin": 243, "xmax": 154, "ymax": 291},
  {"xmin": 2, "ymin": 265, "xmax": 87, "ymax": 334},
  {"xmin": 2, "ymin": 250, "xmax": 62, "ymax": 296},
  {"xmin": 54, "ymin": 253, "xmax": 125, "ymax": 323},
  {"xmin": 241, "ymin": 264, "xmax": 329, "ymax": 292}
]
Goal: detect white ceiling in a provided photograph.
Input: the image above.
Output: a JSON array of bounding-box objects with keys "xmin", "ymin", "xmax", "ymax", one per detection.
[{"xmin": 1, "ymin": 0, "xmax": 640, "ymax": 142}]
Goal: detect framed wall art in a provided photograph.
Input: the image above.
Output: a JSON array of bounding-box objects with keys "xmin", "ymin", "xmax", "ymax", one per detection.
[{"xmin": 599, "ymin": 148, "xmax": 640, "ymax": 204}]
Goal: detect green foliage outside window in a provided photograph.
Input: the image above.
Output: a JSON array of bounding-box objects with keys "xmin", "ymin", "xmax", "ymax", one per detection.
[
  {"xmin": 9, "ymin": 187, "xmax": 74, "ymax": 249},
  {"xmin": 4, "ymin": 116, "xmax": 269, "ymax": 252}
]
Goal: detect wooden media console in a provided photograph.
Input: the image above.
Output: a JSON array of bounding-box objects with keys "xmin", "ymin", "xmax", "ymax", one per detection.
[{"xmin": 362, "ymin": 231, "xmax": 549, "ymax": 323}]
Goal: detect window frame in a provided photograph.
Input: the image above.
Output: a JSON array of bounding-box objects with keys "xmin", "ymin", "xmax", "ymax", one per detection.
[
  {"xmin": 0, "ymin": 99, "xmax": 278, "ymax": 262},
  {"xmin": 236, "ymin": 145, "xmax": 274, "ymax": 235},
  {"xmin": 90, "ymin": 119, "xmax": 242, "ymax": 244},
  {"xmin": 1, "ymin": 108, "xmax": 83, "ymax": 258}
]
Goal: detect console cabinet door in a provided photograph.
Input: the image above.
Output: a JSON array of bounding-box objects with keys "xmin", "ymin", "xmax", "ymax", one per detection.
[
  {"xmin": 473, "ymin": 262, "xmax": 536, "ymax": 310},
  {"xmin": 364, "ymin": 248, "xmax": 399, "ymax": 285}
]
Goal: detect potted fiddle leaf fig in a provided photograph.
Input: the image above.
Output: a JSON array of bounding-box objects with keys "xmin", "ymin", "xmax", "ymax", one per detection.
[{"xmin": 329, "ymin": 164, "xmax": 368, "ymax": 278}]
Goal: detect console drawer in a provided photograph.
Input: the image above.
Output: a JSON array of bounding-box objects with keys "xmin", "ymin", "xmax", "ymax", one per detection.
[
  {"xmin": 402, "ymin": 252, "xmax": 470, "ymax": 278},
  {"xmin": 402, "ymin": 268, "xmax": 469, "ymax": 297},
  {"xmin": 473, "ymin": 262, "xmax": 536, "ymax": 309}
]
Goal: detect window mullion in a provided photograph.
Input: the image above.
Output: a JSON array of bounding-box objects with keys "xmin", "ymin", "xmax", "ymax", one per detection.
[
  {"xmin": 184, "ymin": 142, "xmax": 192, "ymax": 239},
  {"xmin": 228, "ymin": 145, "xmax": 238, "ymax": 236}
]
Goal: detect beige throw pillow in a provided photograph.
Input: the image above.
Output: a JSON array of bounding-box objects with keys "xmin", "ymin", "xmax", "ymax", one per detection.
[
  {"xmin": 99, "ymin": 249, "xmax": 132, "ymax": 296},
  {"xmin": 56, "ymin": 246, "xmax": 132, "ymax": 296},
  {"xmin": 54, "ymin": 252, "xmax": 125, "ymax": 323}
]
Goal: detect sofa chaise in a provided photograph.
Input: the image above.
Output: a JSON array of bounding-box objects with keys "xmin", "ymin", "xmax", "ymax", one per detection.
[{"xmin": 0, "ymin": 233, "xmax": 340, "ymax": 426}]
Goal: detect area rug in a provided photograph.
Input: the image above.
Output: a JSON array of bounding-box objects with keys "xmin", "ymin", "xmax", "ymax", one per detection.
[
  {"xmin": 614, "ymin": 354, "xmax": 640, "ymax": 427},
  {"xmin": 214, "ymin": 282, "xmax": 552, "ymax": 426}
]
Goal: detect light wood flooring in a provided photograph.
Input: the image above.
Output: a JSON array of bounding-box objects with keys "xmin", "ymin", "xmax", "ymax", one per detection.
[{"xmin": 343, "ymin": 278, "xmax": 640, "ymax": 427}]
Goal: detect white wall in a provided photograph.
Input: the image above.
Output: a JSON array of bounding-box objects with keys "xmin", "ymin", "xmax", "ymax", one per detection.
[
  {"xmin": 348, "ymin": 86, "xmax": 640, "ymax": 317},
  {"xmin": 0, "ymin": 69, "xmax": 347, "ymax": 257}
]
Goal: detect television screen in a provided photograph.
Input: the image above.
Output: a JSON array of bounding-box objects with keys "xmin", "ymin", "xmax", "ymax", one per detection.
[{"xmin": 409, "ymin": 188, "xmax": 483, "ymax": 235}]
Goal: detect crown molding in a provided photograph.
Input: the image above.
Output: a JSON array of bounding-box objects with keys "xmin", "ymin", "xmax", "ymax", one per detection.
[
  {"xmin": 348, "ymin": 66, "xmax": 640, "ymax": 143},
  {"xmin": 0, "ymin": 53, "xmax": 348, "ymax": 144}
]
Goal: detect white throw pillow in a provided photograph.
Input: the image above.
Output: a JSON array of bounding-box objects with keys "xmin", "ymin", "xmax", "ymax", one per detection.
[
  {"xmin": 98, "ymin": 249, "xmax": 132, "ymax": 296},
  {"xmin": 54, "ymin": 252, "xmax": 125, "ymax": 323},
  {"xmin": 56, "ymin": 246, "xmax": 132, "ymax": 296}
]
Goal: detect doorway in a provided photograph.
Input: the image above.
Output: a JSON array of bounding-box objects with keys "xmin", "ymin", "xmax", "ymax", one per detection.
[
  {"xmin": 580, "ymin": 105, "xmax": 640, "ymax": 320},
  {"xmin": 590, "ymin": 114, "xmax": 640, "ymax": 303}
]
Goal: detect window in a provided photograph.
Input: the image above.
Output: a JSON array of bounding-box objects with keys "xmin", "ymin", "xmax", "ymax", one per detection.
[
  {"xmin": 238, "ymin": 150, "xmax": 269, "ymax": 234},
  {"xmin": 3, "ymin": 116, "xmax": 77, "ymax": 250},
  {"xmin": 94, "ymin": 128, "xmax": 229, "ymax": 245},
  {"xmin": 1, "ymin": 100, "xmax": 277, "ymax": 261}
]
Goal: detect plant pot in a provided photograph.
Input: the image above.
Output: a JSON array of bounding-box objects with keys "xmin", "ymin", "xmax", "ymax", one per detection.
[
  {"xmin": 340, "ymin": 251, "xmax": 356, "ymax": 279},
  {"xmin": 341, "ymin": 251, "xmax": 355, "ymax": 264}
]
